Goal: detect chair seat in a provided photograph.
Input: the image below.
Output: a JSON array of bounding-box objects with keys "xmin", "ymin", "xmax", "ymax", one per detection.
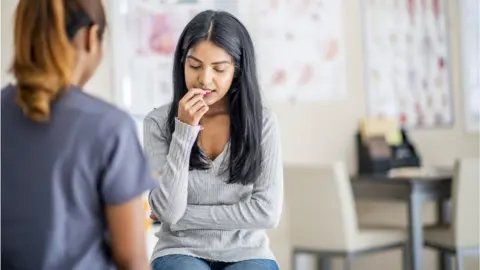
[
  {"xmin": 424, "ymin": 225, "xmax": 455, "ymax": 248},
  {"xmin": 424, "ymin": 223, "xmax": 480, "ymax": 250},
  {"xmin": 352, "ymin": 229, "xmax": 407, "ymax": 251}
]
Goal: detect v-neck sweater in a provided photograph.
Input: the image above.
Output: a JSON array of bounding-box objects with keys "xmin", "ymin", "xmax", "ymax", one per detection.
[{"xmin": 143, "ymin": 104, "xmax": 284, "ymax": 263}]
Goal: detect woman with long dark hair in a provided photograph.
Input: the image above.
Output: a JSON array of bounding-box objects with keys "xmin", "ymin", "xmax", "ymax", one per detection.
[{"xmin": 144, "ymin": 10, "xmax": 283, "ymax": 270}]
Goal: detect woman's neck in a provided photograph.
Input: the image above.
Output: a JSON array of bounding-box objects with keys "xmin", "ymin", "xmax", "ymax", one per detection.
[
  {"xmin": 71, "ymin": 60, "xmax": 87, "ymax": 87},
  {"xmin": 204, "ymin": 96, "xmax": 228, "ymax": 117}
]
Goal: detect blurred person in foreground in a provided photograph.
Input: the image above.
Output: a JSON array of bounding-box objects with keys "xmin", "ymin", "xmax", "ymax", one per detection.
[
  {"xmin": 1, "ymin": 0, "xmax": 156, "ymax": 269},
  {"xmin": 144, "ymin": 10, "xmax": 284, "ymax": 270}
]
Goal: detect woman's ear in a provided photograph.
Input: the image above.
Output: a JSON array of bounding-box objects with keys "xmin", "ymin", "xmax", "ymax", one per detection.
[{"xmin": 86, "ymin": 24, "xmax": 101, "ymax": 54}]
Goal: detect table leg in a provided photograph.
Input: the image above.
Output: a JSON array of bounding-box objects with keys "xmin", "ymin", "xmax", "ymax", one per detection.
[
  {"xmin": 438, "ymin": 199, "xmax": 452, "ymax": 270},
  {"xmin": 408, "ymin": 194, "xmax": 423, "ymax": 270},
  {"xmin": 316, "ymin": 256, "xmax": 331, "ymax": 270}
]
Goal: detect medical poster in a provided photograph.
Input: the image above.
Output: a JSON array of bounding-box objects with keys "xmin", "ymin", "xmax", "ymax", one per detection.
[
  {"xmin": 110, "ymin": 0, "xmax": 240, "ymax": 119},
  {"xmin": 460, "ymin": 0, "xmax": 480, "ymax": 132},
  {"xmin": 252, "ymin": 0, "xmax": 346, "ymax": 102},
  {"xmin": 362, "ymin": 0, "xmax": 454, "ymax": 128}
]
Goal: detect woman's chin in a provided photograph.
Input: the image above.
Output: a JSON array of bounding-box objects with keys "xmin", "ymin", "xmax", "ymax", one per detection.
[
  {"xmin": 205, "ymin": 100, "xmax": 216, "ymax": 106},
  {"xmin": 204, "ymin": 93, "xmax": 227, "ymax": 107},
  {"xmin": 203, "ymin": 95, "xmax": 216, "ymax": 105}
]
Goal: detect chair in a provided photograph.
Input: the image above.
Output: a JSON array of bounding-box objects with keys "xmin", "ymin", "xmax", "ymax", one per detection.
[
  {"xmin": 266, "ymin": 195, "xmax": 291, "ymax": 270},
  {"xmin": 423, "ymin": 158, "xmax": 480, "ymax": 270},
  {"xmin": 286, "ymin": 162, "xmax": 408, "ymax": 270}
]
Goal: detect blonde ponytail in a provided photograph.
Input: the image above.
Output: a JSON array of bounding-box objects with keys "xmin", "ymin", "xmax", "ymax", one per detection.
[{"xmin": 12, "ymin": 0, "xmax": 75, "ymax": 122}]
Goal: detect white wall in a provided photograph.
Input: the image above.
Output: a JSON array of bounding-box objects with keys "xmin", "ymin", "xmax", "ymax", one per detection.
[{"xmin": 1, "ymin": 0, "xmax": 16, "ymax": 85}]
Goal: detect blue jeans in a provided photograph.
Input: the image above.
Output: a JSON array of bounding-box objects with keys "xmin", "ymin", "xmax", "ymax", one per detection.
[{"xmin": 152, "ymin": 255, "xmax": 279, "ymax": 270}]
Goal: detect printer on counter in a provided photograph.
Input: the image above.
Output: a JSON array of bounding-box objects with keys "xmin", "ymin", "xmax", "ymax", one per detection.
[{"xmin": 356, "ymin": 118, "xmax": 421, "ymax": 175}]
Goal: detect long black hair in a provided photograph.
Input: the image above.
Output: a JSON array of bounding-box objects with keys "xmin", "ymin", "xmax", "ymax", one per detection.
[{"xmin": 166, "ymin": 10, "xmax": 263, "ymax": 186}]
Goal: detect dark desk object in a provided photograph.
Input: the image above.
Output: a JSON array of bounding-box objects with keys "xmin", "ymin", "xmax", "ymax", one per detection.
[
  {"xmin": 356, "ymin": 130, "xmax": 422, "ymax": 175},
  {"xmin": 351, "ymin": 174, "xmax": 452, "ymax": 270},
  {"xmin": 390, "ymin": 128, "xmax": 422, "ymax": 169},
  {"xmin": 356, "ymin": 133, "xmax": 392, "ymax": 174}
]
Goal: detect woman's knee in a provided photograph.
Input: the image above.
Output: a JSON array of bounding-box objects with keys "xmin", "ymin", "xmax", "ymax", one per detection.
[
  {"xmin": 223, "ymin": 259, "xmax": 279, "ymax": 270},
  {"xmin": 151, "ymin": 255, "xmax": 211, "ymax": 270}
]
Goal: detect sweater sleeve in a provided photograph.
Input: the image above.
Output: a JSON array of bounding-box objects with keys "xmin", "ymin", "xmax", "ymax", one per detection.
[
  {"xmin": 143, "ymin": 113, "xmax": 200, "ymax": 224},
  {"xmin": 170, "ymin": 111, "xmax": 283, "ymax": 231}
]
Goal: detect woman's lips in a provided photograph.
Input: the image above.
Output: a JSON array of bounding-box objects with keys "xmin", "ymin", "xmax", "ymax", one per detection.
[{"xmin": 204, "ymin": 90, "xmax": 213, "ymax": 97}]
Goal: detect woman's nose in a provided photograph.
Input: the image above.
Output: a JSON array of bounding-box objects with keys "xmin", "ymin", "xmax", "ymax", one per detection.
[{"xmin": 198, "ymin": 68, "xmax": 214, "ymax": 87}]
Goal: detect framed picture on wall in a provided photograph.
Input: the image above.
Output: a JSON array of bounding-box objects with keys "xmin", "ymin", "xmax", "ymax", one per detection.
[
  {"xmin": 361, "ymin": 0, "xmax": 454, "ymax": 129},
  {"xmin": 459, "ymin": 0, "xmax": 480, "ymax": 133},
  {"xmin": 108, "ymin": 0, "xmax": 242, "ymax": 120},
  {"xmin": 250, "ymin": 0, "xmax": 347, "ymax": 102}
]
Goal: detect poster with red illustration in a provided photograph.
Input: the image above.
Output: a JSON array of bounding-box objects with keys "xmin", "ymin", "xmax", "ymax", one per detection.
[
  {"xmin": 128, "ymin": 6, "xmax": 199, "ymax": 57},
  {"xmin": 362, "ymin": 0, "xmax": 453, "ymax": 128},
  {"xmin": 110, "ymin": 0, "xmax": 240, "ymax": 119},
  {"xmin": 253, "ymin": 0, "xmax": 346, "ymax": 102},
  {"xmin": 459, "ymin": 0, "xmax": 480, "ymax": 133}
]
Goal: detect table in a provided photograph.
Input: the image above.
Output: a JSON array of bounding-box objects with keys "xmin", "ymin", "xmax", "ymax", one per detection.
[{"xmin": 351, "ymin": 174, "xmax": 453, "ymax": 270}]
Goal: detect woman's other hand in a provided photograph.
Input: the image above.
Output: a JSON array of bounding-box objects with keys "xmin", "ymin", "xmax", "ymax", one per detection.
[{"xmin": 149, "ymin": 211, "xmax": 159, "ymax": 222}]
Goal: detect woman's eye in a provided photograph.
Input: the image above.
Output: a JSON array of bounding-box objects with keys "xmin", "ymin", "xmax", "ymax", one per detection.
[
  {"xmin": 190, "ymin": 65, "xmax": 201, "ymax": 70},
  {"xmin": 214, "ymin": 69, "xmax": 226, "ymax": 73}
]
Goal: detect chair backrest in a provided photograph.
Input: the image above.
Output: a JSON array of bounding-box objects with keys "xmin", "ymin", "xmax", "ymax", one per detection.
[
  {"xmin": 451, "ymin": 158, "xmax": 480, "ymax": 247},
  {"xmin": 285, "ymin": 162, "xmax": 358, "ymax": 251},
  {"xmin": 266, "ymin": 195, "xmax": 291, "ymax": 270}
]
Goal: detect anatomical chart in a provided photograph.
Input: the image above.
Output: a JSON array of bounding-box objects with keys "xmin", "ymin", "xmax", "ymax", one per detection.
[
  {"xmin": 111, "ymin": 0, "xmax": 240, "ymax": 118},
  {"xmin": 460, "ymin": 0, "xmax": 480, "ymax": 132},
  {"xmin": 362, "ymin": 0, "xmax": 453, "ymax": 128},
  {"xmin": 253, "ymin": 0, "xmax": 346, "ymax": 102}
]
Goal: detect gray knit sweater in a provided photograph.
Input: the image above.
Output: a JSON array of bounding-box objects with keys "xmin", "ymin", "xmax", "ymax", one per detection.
[{"xmin": 143, "ymin": 104, "xmax": 283, "ymax": 263}]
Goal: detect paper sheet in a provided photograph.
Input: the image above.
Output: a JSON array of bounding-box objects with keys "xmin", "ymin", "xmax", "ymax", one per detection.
[
  {"xmin": 460, "ymin": 0, "xmax": 480, "ymax": 132},
  {"xmin": 252, "ymin": 0, "xmax": 346, "ymax": 102},
  {"xmin": 363, "ymin": 0, "xmax": 454, "ymax": 128},
  {"xmin": 110, "ymin": 0, "xmax": 240, "ymax": 118}
]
